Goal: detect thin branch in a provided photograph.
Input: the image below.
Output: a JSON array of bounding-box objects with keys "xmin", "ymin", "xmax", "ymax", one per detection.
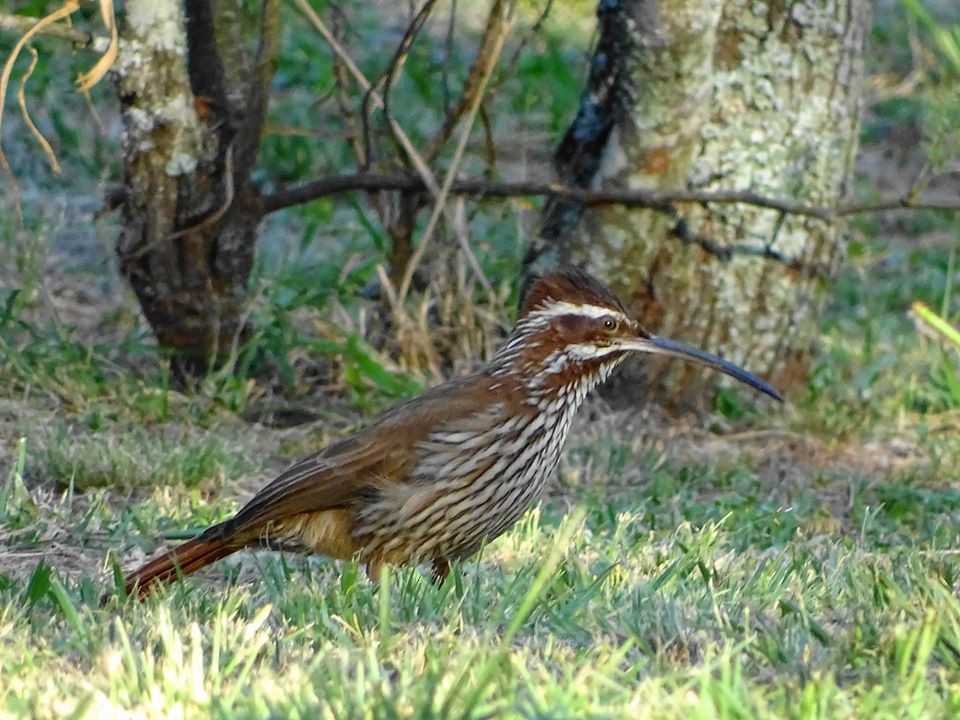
[
  {"xmin": 169, "ymin": 143, "xmax": 235, "ymax": 240},
  {"xmin": 293, "ymin": 0, "xmax": 490, "ymax": 294},
  {"xmin": 396, "ymin": 0, "xmax": 513, "ymax": 301},
  {"xmin": 302, "ymin": 0, "xmax": 434, "ymax": 292},
  {"xmin": 261, "ymin": 171, "xmax": 960, "ymax": 278},
  {"xmin": 360, "ymin": 0, "xmax": 437, "ymax": 170},
  {"xmin": 834, "ymin": 196, "xmax": 960, "ymax": 215},
  {"xmin": 0, "ymin": 12, "xmax": 99, "ymax": 46},
  {"xmin": 441, "ymin": 0, "xmax": 457, "ymax": 114},
  {"xmin": 119, "ymin": 144, "xmax": 236, "ymax": 261},
  {"xmin": 478, "ymin": 102, "xmax": 496, "ymax": 179},
  {"xmin": 490, "ymin": 0, "xmax": 555, "ymax": 94},
  {"xmin": 665, "ymin": 210, "xmax": 831, "ymax": 279},
  {"xmin": 423, "ymin": 0, "xmax": 511, "ymax": 162},
  {"xmin": 292, "ymin": 0, "xmax": 440, "ymax": 195},
  {"xmin": 329, "ymin": 5, "xmax": 366, "ymax": 167},
  {"xmin": 263, "ymin": 172, "xmax": 960, "ymax": 219},
  {"xmin": 369, "ymin": 0, "xmax": 435, "ymax": 287},
  {"xmin": 235, "ymin": 0, "xmax": 281, "ymax": 183},
  {"xmin": 382, "ymin": 1, "xmax": 435, "ymax": 142},
  {"xmin": 73, "ymin": 0, "xmax": 117, "ymax": 93}
]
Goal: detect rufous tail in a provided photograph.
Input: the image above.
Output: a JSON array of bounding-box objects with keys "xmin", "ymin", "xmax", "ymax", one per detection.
[{"xmin": 122, "ymin": 526, "xmax": 238, "ymax": 599}]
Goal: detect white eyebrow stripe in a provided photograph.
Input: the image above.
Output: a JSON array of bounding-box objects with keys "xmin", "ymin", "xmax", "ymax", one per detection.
[
  {"xmin": 531, "ymin": 301, "xmax": 625, "ymax": 320},
  {"xmin": 567, "ymin": 343, "xmax": 624, "ymax": 360}
]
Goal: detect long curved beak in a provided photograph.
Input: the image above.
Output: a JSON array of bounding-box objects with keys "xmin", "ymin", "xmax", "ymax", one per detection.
[{"xmin": 619, "ymin": 335, "xmax": 784, "ymax": 402}]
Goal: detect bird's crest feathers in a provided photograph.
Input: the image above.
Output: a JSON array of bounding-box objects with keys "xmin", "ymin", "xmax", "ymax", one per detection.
[{"xmin": 518, "ymin": 267, "xmax": 628, "ymax": 321}]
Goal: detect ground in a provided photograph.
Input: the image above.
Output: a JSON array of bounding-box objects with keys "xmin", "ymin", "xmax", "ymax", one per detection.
[{"xmin": 1, "ymin": 1, "xmax": 960, "ymax": 718}]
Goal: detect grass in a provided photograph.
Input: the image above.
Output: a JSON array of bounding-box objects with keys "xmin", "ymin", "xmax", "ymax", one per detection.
[
  {"xmin": 2, "ymin": 0, "xmax": 960, "ymax": 718},
  {"xmin": 2, "ymin": 383, "xmax": 959, "ymax": 717},
  {"xmin": 4, "ymin": 451, "xmax": 960, "ymax": 718}
]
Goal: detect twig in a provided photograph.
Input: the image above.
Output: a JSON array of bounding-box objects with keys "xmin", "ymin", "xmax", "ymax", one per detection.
[
  {"xmin": 168, "ymin": 143, "xmax": 236, "ymax": 240},
  {"xmin": 911, "ymin": 300, "xmax": 960, "ymax": 350},
  {"xmin": 262, "ymin": 172, "xmax": 960, "ymax": 220},
  {"xmin": 328, "ymin": 6, "xmax": 367, "ymax": 167},
  {"xmin": 360, "ymin": 0, "xmax": 437, "ymax": 169},
  {"xmin": 0, "ymin": 12, "xmax": 99, "ymax": 46},
  {"xmin": 235, "ymin": 0, "xmax": 281, "ymax": 182},
  {"xmin": 261, "ymin": 172, "xmax": 960, "ymax": 279},
  {"xmin": 119, "ymin": 144, "xmax": 236, "ymax": 262},
  {"xmin": 73, "ymin": 0, "xmax": 117, "ymax": 93},
  {"xmin": 381, "ymin": 1, "xmax": 434, "ymax": 140},
  {"xmin": 423, "ymin": 0, "xmax": 511, "ymax": 162},
  {"xmin": 396, "ymin": 0, "xmax": 513, "ymax": 301},
  {"xmin": 293, "ymin": 0, "xmax": 490, "ymax": 293},
  {"xmin": 834, "ymin": 196, "xmax": 960, "ymax": 215},
  {"xmin": 490, "ymin": 0, "xmax": 555, "ymax": 94},
  {"xmin": 667, "ymin": 211, "xmax": 831, "ymax": 279},
  {"xmin": 293, "ymin": 0, "xmax": 443, "ymax": 334},
  {"xmin": 478, "ymin": 102, "xmax": 496, "ymax": 179},
  {"xmin": 441, "ymin": 0, "xmax": 457, "ymax": 114},
  {"xmin": 291, "ymin": 0, "xmax": 440, "ymax": 195}
]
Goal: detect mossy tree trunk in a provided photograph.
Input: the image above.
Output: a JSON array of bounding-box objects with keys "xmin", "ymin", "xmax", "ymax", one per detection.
[
  {"xmin": 113, "ymin": 0, "xmax": 279, "ymax": 383},
  {"xmin": 529, "ymin": 0, "xmax": 869, "ymax": 410}
]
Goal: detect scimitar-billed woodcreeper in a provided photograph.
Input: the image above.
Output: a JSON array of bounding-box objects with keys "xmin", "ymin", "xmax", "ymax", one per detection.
[{"xmin": 119, "ymin": 268, "xmax": 783, "ymax": 598}]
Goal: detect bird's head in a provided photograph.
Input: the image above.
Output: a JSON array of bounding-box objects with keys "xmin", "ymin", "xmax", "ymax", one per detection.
[{"xmin": 492, "ymin": 267, "xmax": 783, "ymax": 403}]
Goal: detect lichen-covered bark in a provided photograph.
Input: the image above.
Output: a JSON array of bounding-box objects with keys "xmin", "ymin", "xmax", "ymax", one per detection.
[
  {"xmin": 114, "ymin": 0, "xmax": 277, "ymax": 382},
  {"xmin": 534, "ymin": 0, "xmax": 868, "ymax": 410}
]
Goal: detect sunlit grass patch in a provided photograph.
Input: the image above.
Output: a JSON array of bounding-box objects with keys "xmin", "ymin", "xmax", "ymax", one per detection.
[
  {"xmin": 20, "ymin": 423, "xmax": 256, "ymax": 492},
  {"xmin": 5, "ymin": 488, "xmax": 960, "ymax": 718}
]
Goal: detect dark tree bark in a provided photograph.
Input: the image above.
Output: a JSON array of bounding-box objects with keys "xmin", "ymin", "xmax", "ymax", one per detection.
[
  {"xmin": 113, "ymin": 0, "xmax": 279, "ymax": 383},
  {"xmin": 528, "ymin": 0, "xmax": 869, "ymax": 411}
]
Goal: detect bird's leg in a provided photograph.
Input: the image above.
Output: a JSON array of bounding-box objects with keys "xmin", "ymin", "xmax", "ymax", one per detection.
[
  {"xmin": 366, "ymin": 561, "xmax": 383, "ymax": 583},
  {"xmin": 431, "ymin": 558, "xmax": 450, "ymax": 584}
]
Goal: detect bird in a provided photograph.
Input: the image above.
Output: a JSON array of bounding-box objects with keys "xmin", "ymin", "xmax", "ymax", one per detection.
[{"xmin": 118, "ymin": 267, "xmax": 783, "ymax": 598}]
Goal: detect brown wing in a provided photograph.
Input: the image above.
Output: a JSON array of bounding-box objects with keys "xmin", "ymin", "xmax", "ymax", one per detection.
[{"xmin": 222, "ymin": 373, "xmax": 497, "ymax": 535}]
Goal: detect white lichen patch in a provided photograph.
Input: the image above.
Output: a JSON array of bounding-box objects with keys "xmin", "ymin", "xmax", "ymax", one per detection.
[
  {"xmin": 165, "ymin": 152, "xmax": 198, "ymax": 176},
  {"xmin": 113, "ymin": 38, "xmax": 146, "ymax": 82},
  {"xmin": 125, "ymin": 0, "xmax": 186, "ymax": 53},
  {"xmin": 159, "ymin": 93, "xmax": 199, "ymax": 127},
  {"xmin": 595, "ymin": 126, "xmax": 629, "ymax": 186},
  {"xmin": 125, "ymin": 106, "xmax": 154, "ymax": 134}
]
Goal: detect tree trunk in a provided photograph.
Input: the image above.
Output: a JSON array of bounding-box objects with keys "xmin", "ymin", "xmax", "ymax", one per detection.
[
  {"xmin": 529, "ymin": 0, "xmax": 868, "ymax": 411},
  {"xmin": 113, "ymin": 0, "xmax": 278, "ymax": 383}
]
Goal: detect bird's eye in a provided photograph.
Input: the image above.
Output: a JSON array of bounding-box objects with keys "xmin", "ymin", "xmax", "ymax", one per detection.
[{"xmin": 602, "ymin": 317, "xmax": 616, "ymax": 331}]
